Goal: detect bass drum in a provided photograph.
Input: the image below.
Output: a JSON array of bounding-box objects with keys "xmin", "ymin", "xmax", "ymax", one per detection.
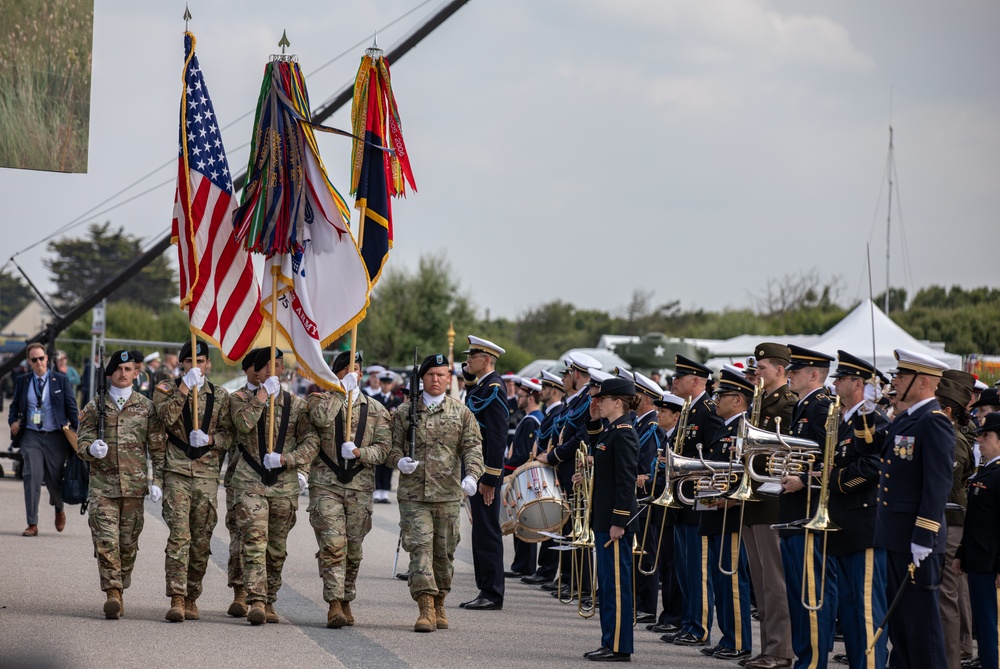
[{"xmin": 509, "ymin": 461, "xmax": 569, "ymax": 543}]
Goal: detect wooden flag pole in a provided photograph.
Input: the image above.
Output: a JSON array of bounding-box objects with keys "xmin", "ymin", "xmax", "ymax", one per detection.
[
  {"xmin": 267, "ymin": 264, "xmax": 279, "ymax": 454},
  {"xmin": 189, "ymin": 329, "xmax": 199, "ymax": 422},
  {"xmin": 344, "ymin": 205, "xmax": 368, "ymax": 438}
]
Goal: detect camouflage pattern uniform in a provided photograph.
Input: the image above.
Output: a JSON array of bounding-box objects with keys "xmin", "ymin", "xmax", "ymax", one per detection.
[
  {"xmin": 224, "ymin": 415, "xmax": 246, "ymax": 591},
  {"xmin": 388, "ymin": 395, "xmax": 484, "ymax": 600},
  {"xmin": 151, "ymin": 379, "xmax": 233, "ymax": 599},
  {"xmin": 229, "ymin": 387, "xmax": 318, "ymax": 605},
  {"xmin": 77, "ymin": 391, "xmax": 165, "ymax": 592},
  {"xmin": 307, "ymin": 390, "xmax": 391, "ymax": 604}
]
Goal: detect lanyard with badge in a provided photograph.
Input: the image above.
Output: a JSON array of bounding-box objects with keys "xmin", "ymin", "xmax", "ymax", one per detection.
[{"xmin": 31, "ymin": 375, "xmax": 47, "ymax": 425}]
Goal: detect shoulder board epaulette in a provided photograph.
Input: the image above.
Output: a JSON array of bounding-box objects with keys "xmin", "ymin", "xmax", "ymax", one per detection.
[
  {"xmin": 616, "ymin": 423, "xmax": 634, "ymax": 429},
  {"xmin": 489, "ymin": 382, "xmax": 502, "ymax": 388},
  {"xmin": 816, "ymin": 392, "xmax": 829, "ymax": 400},
  {"xmin": 155, "ymin": 381, "xmax": 172, "ymax": 393},
  {"xmin": 932, "ymin": 410, "xmax": 948, "ymax": 417}
]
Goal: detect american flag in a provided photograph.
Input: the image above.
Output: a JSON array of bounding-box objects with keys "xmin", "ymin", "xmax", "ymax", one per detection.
[{"xmin": 172, "ymin": 32, "xmax": 262, "ymax": 361}]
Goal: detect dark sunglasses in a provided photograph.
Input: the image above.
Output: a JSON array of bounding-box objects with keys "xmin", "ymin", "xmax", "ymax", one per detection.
[{"xmin": 29, "ymin": 356, "xmax": 46, "ymax": 363}]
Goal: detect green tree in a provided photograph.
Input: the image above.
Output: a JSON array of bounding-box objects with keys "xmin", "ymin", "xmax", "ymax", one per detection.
[
  {"xmin": 60, "ymin": 302, "xmax": 193, "ymax": 365},
  {"xmin": 0, "ymin": 269, "xmax": 34, "ymax": 328},
  {"xmin": 873, "ymin": 287, "xmax": 908, "ymax": 313},
  {"xmin": 44, "ymin": 222, "xmax": 176, "ymax": 311}
]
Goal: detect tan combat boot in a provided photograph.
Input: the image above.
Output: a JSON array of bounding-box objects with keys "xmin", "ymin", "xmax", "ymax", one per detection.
[
  {"xmin": 434, "ymin": 594, "xmax": 448, "ymax": 629},
  {"xmin": 414, "ymin": 593, "xmax": 436, "ymax": 633},
  {"xmin": 264, "ymin": 602, "xmax": 279, "ymax": 623},
  {"xmin": 326, "ymin": 600, "xmax": 347, "ymax": 629},
  {"xmin": 247, "ymin": 601, "xmax": 266, "ymax": 626},
  {"xmin": 165, "ymin": 595, "xmax": 186, "ymax": 622},
  {"xmin": 103, "ymin": 589, "xmax": 123, "ymax": 620},
  {"xmin": 341, "ymin": 600, "xmax": 354, "ymax": 626},
  {"xmin": 184, "ymin": 597, "xmax": 200, "ymax": 620},
  {"xmin": 227, "ymin": 587, "xmax": 248, "ymax": 618}
]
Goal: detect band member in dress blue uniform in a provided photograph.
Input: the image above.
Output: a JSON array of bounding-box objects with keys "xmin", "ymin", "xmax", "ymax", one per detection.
[
  {"xmin": 956, "ymin": 412, "xmax": 1000, "ymax": 669},
  {"xmin": 697, "ymin": 367, "xmax": 754, "ymax": 661},
  {"xmin": 665, "ymin": 355, "xmax": 724, "ymax": 647},
  {"xmin": 582, "ymin": 377, "xmax": 639, "ymax": 663},
  {"xmin": 827, "ymin": 351, "xmax": 889, "ymax": 669},
  {"xmin": 523, "ymin": 370, "xmax": 566, "ymax": 586},
  {"xmin": 648, "ymin": 391, "xmax": 685, "ymax": 635},
  {"xmin": 365, "ymin": 366, "xmax": 399, "ymax": 504},
  {"xmin": 504, "ymin": 377, "xmax": 544, "ymax": 577},
  {"xmin": 631, "ymin": 372, "xmax": 664, "ymax": 622},
  {"xmin": 459, "ymin": 336, "xmax": 510, "ymax": 610},
  {"xmin": 874, "ymin": 349, "xmax": 954, "ymax": 669},
  {"xmin": 778, "ymin": 344, "xmax": 837, "ymax": 669}
]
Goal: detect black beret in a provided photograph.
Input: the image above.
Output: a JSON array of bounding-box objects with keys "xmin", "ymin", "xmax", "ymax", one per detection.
[
  {"xmin": 179, "ymin": 338, "xmax": 210, "ymax": 362},
  {"xmin": 418, "ymin": 353, "xmax": 450, "ymax": 378},
  {"xmin": 106, "ymin": 349, "xmax": 139, "ymax": 376},
  {"xmin": 242, "ymin": 348, "xmax": 261, "ymax": 371},
  {"xmin": 331, "ymin": 350, "xmax": 363, "ymax": 375},
  {"xmin": 595, "ymin": 377, "xmax": 636, "ymax": 397},
  {"xmin": 254, "ymin": 348, "xmax": 284, "ymax": 372}
]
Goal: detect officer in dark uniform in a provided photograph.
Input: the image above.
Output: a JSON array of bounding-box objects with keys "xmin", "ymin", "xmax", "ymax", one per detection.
[
  {"xmin": 778, "ymin": 344, "xmax": 837, "ymax": 669},
  {"xmin": 698, "ymin": 368, "xmax": 754, "ymax": 661},
  {"xmin": 648, "ymin": 391, "xmax": 684, "ymax": 634},
  {"xmin": 504, "ymin": 377, "xmax": 544, "ymax": 577},
  {"xmin": 369, "ymin": 370, "xmax": 400, "ymax": 504},
  {"xmin": 582, "ymin": 377, "xmax": 639, "ymax": 663},
  {"xmin": 874, "ymin": 348, "xmax": 954, "ymax": 669},
  {"xmin": 664, "ymin": 355, "xmax": 724, "ymax": 647},
  {"xmin": 956, "ymin": 412, "xmax": 1000, "ymax": 669},
  {"xmin": 827, "ymin": 350, "xmax": 889, "ymax": 669},
  {"xmin": 460, "ymin": 336, "xmax": 509, "ymax": 610},
  {"xmin": 523, "ymin": 369, "xmax": 566, "ymax": 586},
  {"xmin": 632, "ymin": 371, "xmax": 665, "ymax": 621},
  {"xmin": 742, "ymin": 343, "xmax": 796, "ymax": 669}
]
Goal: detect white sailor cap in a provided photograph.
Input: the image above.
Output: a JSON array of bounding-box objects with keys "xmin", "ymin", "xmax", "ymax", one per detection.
[
  {"xmin": 143, "ymin": 352, "xmax": 160, "ymax": 364},
  {"xmin": 365, "ymin": 364, "xmax": 387, "ymax": 375},
  {"xmin": 565, "ymin": 351, "xmax": 602, "ymax": 374},
  {"xmin": 501, "ymin": 372, "xmax": 520, "ymax": 383},
  {"xmin": 614, "ymin": 366, "xmax": 635, "ymax": 382},
  {"xmin": 540, "ymin": 370, "xmax": 565, "ymax": 390},
  {"xmin": 463, "ymin": 335, "xmax": 505, "ymax": 357},
  {"xmin": 519, "ymin": 378, "xmax": 542, "ymax": 393},
  {"xmin": 721, "ymin": 364, "xmax": 747, "ymax": 379},
  {"xmin": 974, "ymin": 379, "xmax": 988, "ymax": 392},
  {"xmin": 633, "ymin": 372, "xmax": 662, "ymax": 399},
  {"xmin": 889, "ymin": 348, "xmax": 949, "ymax": 377},
  {"xmin": 654, "ymin": 391, "xmax": 686, "ymax": 410},
  {"xmin": 588, "ymin": 369, "xmax": 614, "ymax": 387}
]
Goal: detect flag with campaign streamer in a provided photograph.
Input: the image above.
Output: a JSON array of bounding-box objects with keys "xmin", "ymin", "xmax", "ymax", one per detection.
[
  {"xmin": 349, "ymin": 47, "xmax": 416, "ymax": 286},
  {"xmin": 172, "ymin": 32, "xmax": 263, "ymax": 362}
]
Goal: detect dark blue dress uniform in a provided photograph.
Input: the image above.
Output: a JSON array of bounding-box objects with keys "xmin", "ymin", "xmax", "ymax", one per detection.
[
  {"xmin": 465, "ymin": 368, "xmax": 509, "ymax": 606},
  {"xmin": 634, "ymin": 408, "xmax": 662, "ymax": 615},
  {"xmin": 531, "ymin": 400, "xmax": 565, "ymax": 582},
  {"xmin": 957, "ymin": 434, "xmax": 1000, "ymax": 669},
  {"xmin": 674, "ymin": 385, "xmax": 725, "ymax": 644},
  {"xmin": 650, "ymin": 394, "xmax": 685, "ymax": 630},
  {"xmin": 827, "ymin": 401, "xmax": 889, "ymax": 669},
  {"xmin": 873, "ymin": 360, "xmax": 954, "ymax": 669},
  {"xmin": 779, "ymin": 363, "xmax": 839, "ymax": 669},
  {"xmin": 588, "ymin": 407, "xmax": 639, "ymax": 658},
  {"xmin": 700, "ymin": 414, "xmax": 753, "ymax": 657},
  {"xmin": 505, "ymin": 407, "xmax": 543, "ymax": 575}
]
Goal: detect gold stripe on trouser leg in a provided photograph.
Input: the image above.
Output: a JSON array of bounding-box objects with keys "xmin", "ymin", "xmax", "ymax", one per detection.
[
  {"xmin": 805, "ymin": 533, "xmax": 820, "ymax": 669},
  {"xmin": 701, "ymin": 535, "xmax": 710, "ymax": 641},
  {"xmin": 863, "ymin": 548, "xmax": 875, "ymax": 669},
  {"xmin": 995, "ymin": 584, "xmax": 999, "ymax": 664},
  {"xmin": 730, "ymin": 533, "xmax": 743, "ymax": 651},
  {"xmin": 613, "ymin": 539, "xmax": 622, "ymax": 652}
]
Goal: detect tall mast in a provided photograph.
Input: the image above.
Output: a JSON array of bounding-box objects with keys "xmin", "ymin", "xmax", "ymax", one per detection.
[{"xmin": 884, "ymin": 125, "xmax": 893, "ymax": 314}]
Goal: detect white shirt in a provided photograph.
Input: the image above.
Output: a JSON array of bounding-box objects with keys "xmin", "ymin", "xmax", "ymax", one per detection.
[
  {"xmin": 422, "ymin": 391, "xmax": 446, "ymax": 409},
  {"xmin": 907, "ymin": 397, "xmax": 936, "ymax": 416}
]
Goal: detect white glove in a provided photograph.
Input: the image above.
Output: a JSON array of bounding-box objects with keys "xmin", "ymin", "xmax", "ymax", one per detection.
[
  {"xmin": 297, "ymin": 472, "xmax": 308, "ymax": 495},
  {"xmin": 911, "ymin": 542, "xmax": 932, "ymax": 568},
  {"xmin": 461, "ymin": 475, "xmax": 478, "ymax": 497},
  {"xmin": 397, "ymin": 456, "xmax": 419, "ymax": 475},
  {"xmin": 341, "ymin": 441, "xmax": 357, "ymax": 460},
  {"xmin": 149, "ymin": 484, "xmax": 163, "ymax": 503},
  {"xmin": 262, "ymin": 376, "xmax": 281, "ymax": 397},
  {"xmin": 89, "ymin": 439, "xmax": 109, "ymax": 459},
  {"xmin": 188, "ymin": 429, "xmax": 210, "ymax": 447},
  {"xmin": 263, "ymin": 452, "xmax": 284, "ymax": 470},
  {"xmin": 183, "ymin": 368, "xmax": 203, "ymax": 389},
  {"xmin": 341, "ymin": 372, "xmax": 359, "ymax": 392}
]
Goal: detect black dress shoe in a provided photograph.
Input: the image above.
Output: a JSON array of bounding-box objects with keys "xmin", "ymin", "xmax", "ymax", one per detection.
[
  {"xmin": 832, "ymin": 654, "xmax": 849, "ymax": 666},
  {"xmin": 504, "ymin": 570, "xmax": 528, "ymax": 578},
  {"xmin": 634, "ymin": 611, "xmax": 656, "ymax": 624},
  {"xmin": 461, "ymin": 597, "xmax": 502, "ymax": 610},
  {"xmin": 584, "ymin": 647, "xmax": 608, "ymax": 658},
  {"xmin": 586, "ymin": 649, "xmax": 631, "ymax": 662},
  {"xmin": 715, "ymin": 648, "xmax": 752, "ymax": 660},
  {"xmin": 521, "ymin": 573, "xmax": 549, "ymax": 585},
  {"xmin": 395, "ymin": 572, "xmax": 409, "ymax": 580},
  {"xmin": 700, "ymin": 644, "xmax": 722, "ymax": 657},
  {"xmin": 739, "ymin": 654, "xmax": 764, "ymax": 668},
  {"xmin": 672, "ymin": 632, "xmax": 709, "ymax": 646},
  {"xmin": 649, "ymin": 622, "xmax": 680, "ymax": 634},
  {"xmin": 540, "ymin": 580, "xmax": 560, "ymax": 592},
  {"xmin": 660, "ymin": 631, "xmax": 681, "ymax": 643}
]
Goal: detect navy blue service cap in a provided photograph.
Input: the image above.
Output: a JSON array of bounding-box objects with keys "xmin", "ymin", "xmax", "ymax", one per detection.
[
  {"xmin": 717, "ymin": 368, "xmax": 754, "ymax": 396},
  {"xmin": 673, "ymin": 355, "xmax": 711, "ymax": 379},
  {"xmin": 785, "ymin": 345, "xmax": 834, "ymax": 371},
  {"xmin": 830, "ymin": 350, "xmax": 876, "ymax": 380}
]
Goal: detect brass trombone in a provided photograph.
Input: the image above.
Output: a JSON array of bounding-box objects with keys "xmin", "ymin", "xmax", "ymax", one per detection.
[
  {"xmin": 635, "ymin": 447, "xmax": 666, "ymax": 577},
  {"xmin": 800, "ymin": 396, "xmax": 841, "ymax": 612},
  {"xmin": 719, "ymin": 381, "xmax": 763, "ymax": 575},
  {"xmin": 673, "ymin": 397, "xmax": 692, "ymax": 454}
]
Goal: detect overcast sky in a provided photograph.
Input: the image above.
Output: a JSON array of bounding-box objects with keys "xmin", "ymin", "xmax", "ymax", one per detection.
[{"xmin": 1, "ymin": 0, "xmax": 998, "ymax": 323}]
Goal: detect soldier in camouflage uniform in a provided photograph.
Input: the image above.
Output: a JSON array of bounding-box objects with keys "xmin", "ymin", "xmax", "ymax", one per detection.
[
  {"xmin": 229, "ymin": 348, "xmax": 317, "ymax": 626},
  {"xmin": 77, "ymin": 350, "xmax": 166, "ymax": 619},
  {"xmin": 387, "ymin": 354, "xmax": 484, "ymax": 632},
  {"xmin": 151, "ymin": 338, "xmax": 233, "ymax": 623},
  {"xmin": 224, "ymin": 348, "xmax": 260, "ymax": 617},
  {"xmin": 307, "ymin": 350, "xmax": 392, "ymax": 628}
]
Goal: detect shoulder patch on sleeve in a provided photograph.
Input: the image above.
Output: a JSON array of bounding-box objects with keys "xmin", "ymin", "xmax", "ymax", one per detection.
[{"xmin": 156, "ymin": 382, "xmax": 172, "ymax": 393}]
